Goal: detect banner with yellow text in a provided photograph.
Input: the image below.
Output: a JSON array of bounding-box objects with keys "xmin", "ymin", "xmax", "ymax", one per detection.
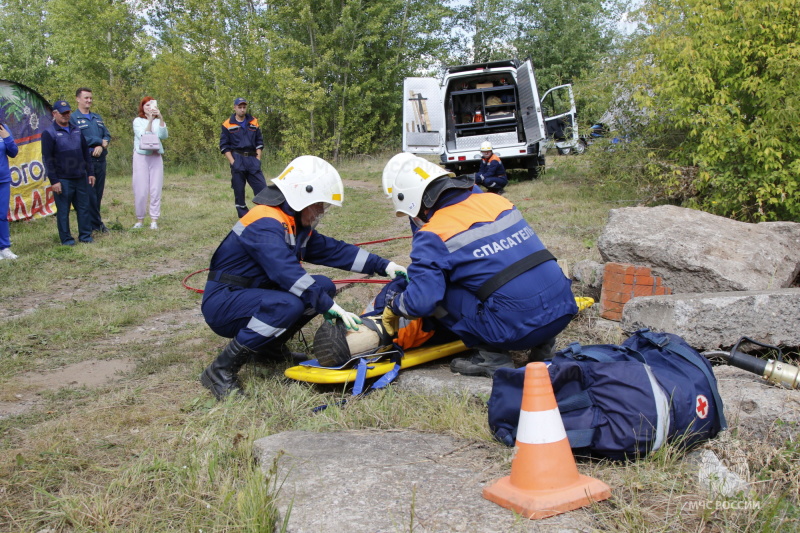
[{"xmin": 1, "ymin": 80, "xmax": 54, "ymax": 221}]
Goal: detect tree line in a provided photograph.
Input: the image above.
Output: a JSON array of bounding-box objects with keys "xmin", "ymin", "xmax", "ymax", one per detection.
[
  {"xmin": 1, "ymin": 0, "xmax": 797, "ymax": 221},
  {"xmin": 0, "ymin": 0, "xmax": 618, "ymax": 163}
]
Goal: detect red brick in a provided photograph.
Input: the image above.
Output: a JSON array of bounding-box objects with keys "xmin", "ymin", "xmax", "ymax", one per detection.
[
  {"xmin": 632, "ymin": 275, "xmax": 656, "ymax": 286},
  {"xmin": 600, "ymin": 309, "xmax": 622, "ymax": 321},
  {"xmin": 632, "ymin": 284, "xmax": 658, "ymax": 297},
  {"xmin": 633, "ymin": 266, "xmax": 652, "ymax": 276},
  {"xmin": 604, "ymin": 290, "xmax": 630, "ymax": 304}
]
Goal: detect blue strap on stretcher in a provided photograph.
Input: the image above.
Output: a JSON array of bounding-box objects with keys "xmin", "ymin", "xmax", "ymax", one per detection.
[{"xmin": 314, "ymin": 344, "xmax": 405, "ymax": 411}]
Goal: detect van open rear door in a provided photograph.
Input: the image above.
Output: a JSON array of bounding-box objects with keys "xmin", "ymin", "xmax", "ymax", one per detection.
[
  {"xmin": 516, "ymin": 60, "xmax": 545, "ymax": 145},
  {"xmin": 541, "ymin": 84, "xmax": 580, "ymax": 153},
  {"xmin": 402, "ymin": 78, "xmax": 444, "ymax": 154}
]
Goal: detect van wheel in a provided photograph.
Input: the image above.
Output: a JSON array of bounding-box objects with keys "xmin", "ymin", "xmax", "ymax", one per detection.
[
  {"xmin": 573, "ymin": 140, "xmax": 587, "ymax": 155},
  {"xmin": 557, "ymin": 146, "xmax": 572, "ymax": 156}
]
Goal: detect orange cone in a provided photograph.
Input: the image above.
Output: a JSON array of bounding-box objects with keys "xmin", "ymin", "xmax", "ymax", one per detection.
[{"xmin": 483, "ymin": 362, "xmax": 611, "ymax": 519}]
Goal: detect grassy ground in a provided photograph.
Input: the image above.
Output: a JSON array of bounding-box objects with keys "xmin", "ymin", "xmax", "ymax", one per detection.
[{"xmin": 0, "ymin": 152, "xmax": 797, "ymax": 531}]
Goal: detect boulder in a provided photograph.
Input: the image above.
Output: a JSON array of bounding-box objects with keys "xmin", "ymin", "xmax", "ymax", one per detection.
[
  {"xmin": 597, "ymin": 205, "xmax": 800, "ymax": 293},
  {"xmin": 621, "ymin": 289, "xmax": 800, "ymax": 350},
  {"xmin": 252, "ymin": 430, "xmax": 598, "ymax": 532}
]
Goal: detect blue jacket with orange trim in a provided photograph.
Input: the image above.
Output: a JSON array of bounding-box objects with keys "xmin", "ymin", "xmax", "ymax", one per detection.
[
  {"xmin": 203, "ymin": 203, "xmax": 390, "ymax": 314},
  {"xmin": 219, "ymin": 113, "xmax": 264, "ymax": 154},
  {"xmin": 475, "ymin": 153, "xmax": 507, "ymax": 189},
  {"xmin": 390, "ymin": 190, "xmax": 572, "ymax": 325}
]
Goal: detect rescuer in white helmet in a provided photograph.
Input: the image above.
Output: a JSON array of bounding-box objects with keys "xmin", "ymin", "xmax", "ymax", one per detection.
[
  {"xmin": 199, "ymin": 155, "xmax": 408, "ymax": 399},
  {"xmin": 474, "ymin": 141, "xmax": 508, "ymax": 194},
  {"xmin": 379, "ymin": 153, "xmax": 577, "ymax": 377}
]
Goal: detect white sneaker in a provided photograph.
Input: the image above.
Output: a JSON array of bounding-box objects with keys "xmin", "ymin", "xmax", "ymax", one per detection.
[
  {"xmin": 0, "ymin": 248, "xmax": 18, "ymax": 260},
  {"xmin": 150, "ymin": 221, "xmax": 158, "ymax": 230},
  {"xmin": 132, "ymin": 222, "xmax": 143, "ymax": 229}
]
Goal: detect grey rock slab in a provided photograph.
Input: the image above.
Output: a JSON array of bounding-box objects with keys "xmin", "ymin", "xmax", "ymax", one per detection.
[
  {"xmin": 620, "ymin": 289, "xmax": 800, "ymax": 349},
  {"xmin": 253, "ymin": 430, "xmax": 603, "ymax": 533},
  {"xmin": 393, "ymin": 363, "xmax": 494, "ymax": 397},
  {"xmin": 714, "ymin": 365, "xmax": 800, "ymax": 443},
  {"xmin": 597, "ymin": 205, "xmax": 800, "ymax": 293}
]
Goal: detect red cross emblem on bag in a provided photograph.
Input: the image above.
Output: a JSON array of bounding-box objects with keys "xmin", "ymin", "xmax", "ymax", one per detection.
[{"xmin": 695, "ymin": 395, "xmax": 709, "ymax": 419}]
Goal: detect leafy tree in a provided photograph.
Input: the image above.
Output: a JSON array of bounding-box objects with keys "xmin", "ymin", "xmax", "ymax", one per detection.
[
  {"xmin": 0, "ymin": 0, "xmax": 50, "ymax": 89},
  {"xmin": 510, "ymin": 0, "xmax": 620, "ymax": 90},
  {"xmin": 629, "ymin": 0, "xmax": 800, "ymax": 221}
]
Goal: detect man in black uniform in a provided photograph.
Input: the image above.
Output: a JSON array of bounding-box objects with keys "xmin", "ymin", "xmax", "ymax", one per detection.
[{"xmin": 219, "ymin": 97, "xmax": 268, "ymax": 217}]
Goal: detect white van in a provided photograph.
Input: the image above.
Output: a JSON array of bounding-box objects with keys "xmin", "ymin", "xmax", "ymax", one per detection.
[{"xmin": 402, "ymin": 58, "xmax": 579, "ymax": 178}]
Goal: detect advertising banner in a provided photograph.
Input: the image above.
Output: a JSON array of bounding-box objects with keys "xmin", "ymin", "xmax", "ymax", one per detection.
[{"xmin": 0, "ymin": 80, "xmax": 54, "ymax": 221}]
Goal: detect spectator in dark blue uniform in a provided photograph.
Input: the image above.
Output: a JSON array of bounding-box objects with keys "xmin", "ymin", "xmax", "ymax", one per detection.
[
  {"xmin": 219, "ymin": 97, "xmax": 268, "ymax": 217},
  {"xmin": 0, "ymin": 123, "xmax": 19, "ymax": 259},
  {"xmin": 474, "ymin": 141, "xmax": 508, "ymax": 194},
  {"xmin": 71, "ymin": 88, "xmax": 111, "ymax": 233},
  {"xmin": 41, "ymin": 100, "xmax": 96, "ymax": 246}
]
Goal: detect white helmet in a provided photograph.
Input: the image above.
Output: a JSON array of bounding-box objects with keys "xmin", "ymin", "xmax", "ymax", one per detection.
[
  {"xmin": 381, "ymin": 152, "xmax": 418, "ymax": 198},
  {"xmin": 390, "ymin": 156, "xmax": 453, "ymax": 218},
  {"xmin": 480, "ymin": 141, "xmax": 493, "ymax": 152},
  {"xmin": 271, "ymin": 155, "xmax": 344, "ymax": 211}
]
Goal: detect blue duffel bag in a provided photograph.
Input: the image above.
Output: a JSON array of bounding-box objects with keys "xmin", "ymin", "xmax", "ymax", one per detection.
[{"xmin": 487, "ymin": 329, "xmax": 727, "ymax": 460}]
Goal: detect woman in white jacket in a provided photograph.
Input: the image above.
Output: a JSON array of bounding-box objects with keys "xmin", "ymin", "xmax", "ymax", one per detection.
[{"xmin": 132, "ymin": 96, "xmax": 168, "ymax": 229}]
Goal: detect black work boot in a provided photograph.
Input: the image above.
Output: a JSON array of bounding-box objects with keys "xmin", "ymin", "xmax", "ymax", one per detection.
[
  {"xmin": 528, "ymin": 337, "xmax": 556, "ymax": 362},
  {"xmin": 450, "ymin": 348, "xmax": 514, "ymax": 378},
  {"xmin": 200, "ymin": 338, "xmax": 255, "ymax": 400},
  {"xmin": 251, "ymin": 343, "xmax": 307, "ymax": 365}
]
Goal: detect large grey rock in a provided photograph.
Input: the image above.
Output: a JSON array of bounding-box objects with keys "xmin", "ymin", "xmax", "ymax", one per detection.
[
  {"xmin": 621, "ymin": 289, "xmax": 800, "ymax": 349},
  {"xmin": 253, "ymin": 430, "xmax": 601, "ymax": 532},
  {"xmin": 597, "ymin": 205, "xmax": 800, "ymax": 293},
  {"xmin": 714, "ymin": 365, "xmax": 800, "ymax": 443}
]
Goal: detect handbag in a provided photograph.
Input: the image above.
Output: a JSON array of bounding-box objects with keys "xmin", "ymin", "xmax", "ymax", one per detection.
[{"xmin": 139, "ymin": 131, "xmax": 161, "ymax": 150}]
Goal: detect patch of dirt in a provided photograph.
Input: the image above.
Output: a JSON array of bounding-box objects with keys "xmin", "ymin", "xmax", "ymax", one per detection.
[
  {"xmin": 0, "ymin": 305, "xmax": 206, "ymax": 420},
  {"xmin": 0, "ymin": 256, "xmax": 195, "ymax": 321},
  {"xmin": 0, "ymin": 358, "xmax": 136, "ymax": 420}
]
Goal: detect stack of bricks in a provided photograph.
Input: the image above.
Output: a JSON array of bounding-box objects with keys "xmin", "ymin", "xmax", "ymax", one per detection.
[{"xmin": 599, "ymin": 262, "xmax": 672, "ymax": 321}]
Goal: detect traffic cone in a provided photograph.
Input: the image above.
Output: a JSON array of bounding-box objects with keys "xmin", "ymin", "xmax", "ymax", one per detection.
[{"xmin": 483, "ymin": 362, "xmax": 611, "ymax": 519}]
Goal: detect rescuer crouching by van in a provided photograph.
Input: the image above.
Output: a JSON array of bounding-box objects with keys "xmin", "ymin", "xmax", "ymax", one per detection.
[
  {"xmin": 474, "ymin": 141, "xmax": 507, "ymax": 194},
  {"xmin": 380, "ymin": 154, "xmax": 578, "ymax": 377}
]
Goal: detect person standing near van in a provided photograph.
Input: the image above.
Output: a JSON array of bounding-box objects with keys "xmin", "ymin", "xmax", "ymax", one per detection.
[
  {"xmin": 71, "ymin": 87, "xmax": 111, "ymax": 233},
  {"xmin": 219, "ymin": 97, "xmax": 267, "ymax": 217},
  {"xmin": 474, "ymin": 141, "xmax": 507, "ymax": 194}
]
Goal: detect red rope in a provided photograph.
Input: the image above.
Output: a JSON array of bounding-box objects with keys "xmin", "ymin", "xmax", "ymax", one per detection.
[{"xmin": 183, "ymin": 235, "xmax": 410, "ymax": 294}]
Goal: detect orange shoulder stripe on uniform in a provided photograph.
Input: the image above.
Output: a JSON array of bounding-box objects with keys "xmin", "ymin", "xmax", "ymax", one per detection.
[
  {"xmin": 489, "ymin": 154, "xmax": 502, "ymax": 164},
  {"xmin": 422, "ymin": 193, "xmax": 514, "ymax": 242},
  {"xmin": 239, "ymin": 204, "xmax": 296, "ymax": 234},
  {"xmin": 222, "ymin": 118, "xmax": 236, "ymax": 129},
  {"xmin": 249, "ymin": 117, "xmax": 259, "ymax": 128}
]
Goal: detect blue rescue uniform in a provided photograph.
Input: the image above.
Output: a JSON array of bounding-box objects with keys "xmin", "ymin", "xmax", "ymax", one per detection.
[
  {"xmin": 1, "ymin": 125, "xmax": 19, "ymax": 249},
  {"xmin": 202, "ymin": 202, "xmax": 390, "ymax": 350},
  {"xmin": 219, "ymin": 114, "xmax": 268, "ymax": 217},
  {"xmin": 474, "ymin": 154, "xmax": 507, "ymax": 191},
  {"xmin": 390, "ymin": 190, "xmax": 577, "ymax": 350},
  {"xmin": 71, "ymin": 110, "xmax": 111, "ymax": 231},
  {"xmin": 41, "ymin": 123, "xmax": 94, "ymax": 244}
]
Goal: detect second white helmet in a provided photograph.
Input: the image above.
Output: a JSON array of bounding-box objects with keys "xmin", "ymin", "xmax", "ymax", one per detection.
[
  {"xmin": 381, "ymin": 152, "xmax": 419, "ymax": 199},
  {"xmin": 271, "ymin": 155, "xmax": 344, "ymax": 212},
  {"xmin": 480, "ymin": 141, "xmax": 493, "ymax": 152},
  {"xmin": 387, "ymin": 155, "xmax": 451, "ymax": 218}
]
